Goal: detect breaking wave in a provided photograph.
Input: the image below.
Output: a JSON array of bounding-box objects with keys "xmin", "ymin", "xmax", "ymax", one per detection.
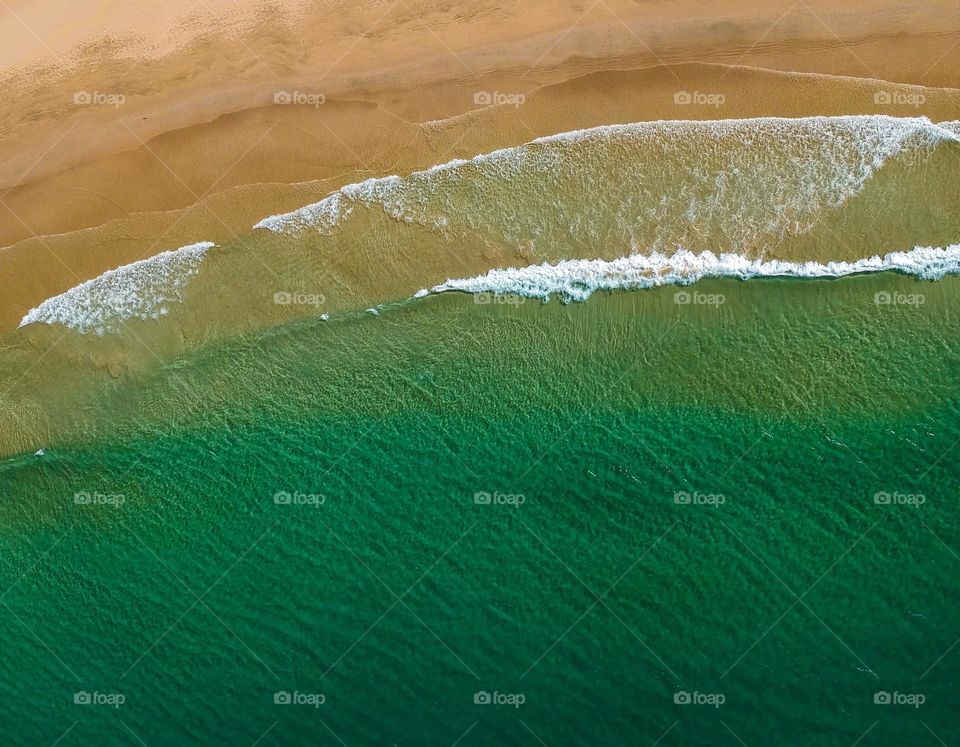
[
  {"xmin": 18, "ymin": 242, "xmax": 214, "ymax": 334},
  {"xmin": 421, "ymin": 244, "xmax": 960, "ymax": 303}
]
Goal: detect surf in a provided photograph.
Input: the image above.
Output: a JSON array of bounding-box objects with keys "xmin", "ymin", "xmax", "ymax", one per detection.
[
  {"xmin": 421, "ymin": 244, "xmax": 960, "ymax": 303},
  {"xmin": 14, "ymin": 115, "xmax": 960, "ymax": 336},
  {"xmin": 18, "ymin": 242, "xmax": 214, "ymax": 335}
]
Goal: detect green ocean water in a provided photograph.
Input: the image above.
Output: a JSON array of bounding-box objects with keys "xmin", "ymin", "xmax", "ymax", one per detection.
[{"xmin": 2, "ymin": 273, "xmax": 959, "ymax": 745}]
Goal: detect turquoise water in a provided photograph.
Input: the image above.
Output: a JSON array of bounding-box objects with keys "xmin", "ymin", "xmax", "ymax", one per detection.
[{"xmin": 2, "ymin": 275, "xmax": 959, "ymax": 745}]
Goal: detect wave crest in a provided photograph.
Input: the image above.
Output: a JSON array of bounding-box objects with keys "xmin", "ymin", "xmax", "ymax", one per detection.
[
  {"xmin": 423, "ymin": 244, "xmax": 960, "ymax": 303},
  {"xmin": 19, "ymin": 242, "xmax": 214, "ymax": 334}
]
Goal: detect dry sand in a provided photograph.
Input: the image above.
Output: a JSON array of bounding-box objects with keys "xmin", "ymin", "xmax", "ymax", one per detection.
[{"xmin": 1, "ymin": 0, "xmax": 959, "ymax": 330}]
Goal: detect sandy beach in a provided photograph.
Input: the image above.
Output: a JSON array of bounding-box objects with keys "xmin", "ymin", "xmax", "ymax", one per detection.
[{"xmin": 1, "ymin": 0, "xmax": 959, "ymax": 331}]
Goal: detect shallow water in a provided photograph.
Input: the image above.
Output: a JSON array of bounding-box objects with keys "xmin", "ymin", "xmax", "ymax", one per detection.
[{"xmin": 13, "ymin": 116, "xmax": 960, "ymax": 348}]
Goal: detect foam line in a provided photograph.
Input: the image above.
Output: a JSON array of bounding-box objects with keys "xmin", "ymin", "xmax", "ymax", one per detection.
[
  {"xmin": 420, "ymin": 245, "xmax": 960, "ymax": 303},
  {"xmin": 18, "ymin": 242, "xmax": 214, "ymax": 334}
]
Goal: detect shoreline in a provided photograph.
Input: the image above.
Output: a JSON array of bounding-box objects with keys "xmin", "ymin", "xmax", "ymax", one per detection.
[
  {"xmin": 1, "ymin": 61, "xmax": 959, "ymax": 331},
  {"xmin": 8, "ymin": 111, "xmax": 959, "ymax": 356},
  {"xmin": 3, "ymin": 0, "xmax": 959, "ymax": 331}
]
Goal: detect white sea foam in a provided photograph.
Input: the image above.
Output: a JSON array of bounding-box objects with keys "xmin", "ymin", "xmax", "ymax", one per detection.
[
  {"xmin": 18, "ymin": 242, "xmax": 214, "ymax": 334},
  {"xmin": 423, "ymin": 245, "xmax": 960, "ymax": 303},
  {"xmin": 252, "ymin": 116, "xmax": 957, "ymax": 251},
  {"xmin": 940, "ymin": 120, "xmax": 960, "ymax": 137},
  {"xmin": 254, "ymin": 192, "xmax": 352, "ymax": 234}
]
